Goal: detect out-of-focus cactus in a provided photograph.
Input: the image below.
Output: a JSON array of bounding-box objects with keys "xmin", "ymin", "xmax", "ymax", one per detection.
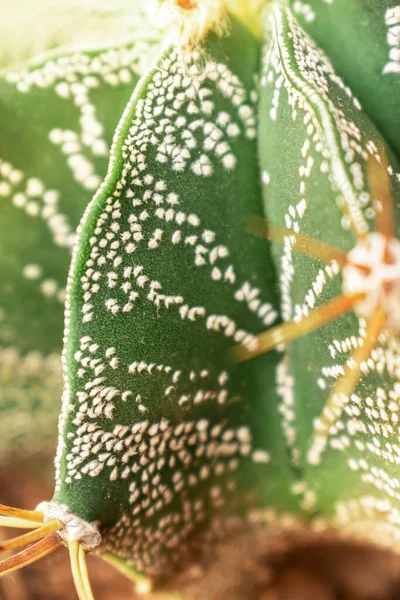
[
  {"xmin": 0, "ymin": 26, "xmax": 159, "ymax": 456},
  {"xmin": 0, "ymin": 2, "xmax": 155, "ymax": 69},
  {"xmin": 256, "ymin": 0, "xmax": 400, "ymax": 551}
]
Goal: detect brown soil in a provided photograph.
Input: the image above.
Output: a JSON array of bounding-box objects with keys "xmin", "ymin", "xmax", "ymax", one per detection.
[
  {"xmin": 0, "ymin": 452, "xmax": 136, "ymax": 600},
  {"xmin": 2, "ymin": 453, "xmax": 400, "ymax": 600}
]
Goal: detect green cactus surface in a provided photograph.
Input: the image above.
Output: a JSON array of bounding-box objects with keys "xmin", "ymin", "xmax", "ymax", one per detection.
[
  {"xmin": 53, "ymin": 13, "xmax": 303, "ymax": 584},
  {"xmin": 289, "ymin": 1, "xmax": 400, "ymax": 160},
  {"xmin": 0, "ymin": 34, "xmax": 158, "ymax": 456},
  {"xmin": 259, "ymin": 2, "xmax": 400, "ymax": 549}
]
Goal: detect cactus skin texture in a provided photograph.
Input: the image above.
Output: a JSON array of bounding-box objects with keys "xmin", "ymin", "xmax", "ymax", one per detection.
[
  {"xmin": 54, "ymin": 14, "xmax": 302, "ymax": 584},
  {"xmin": 0, "ymin": 37, "xmax": 158, "ymax": 456},
  {"xmin": 289, "ymin": 1, "xmax": 400, "ymax": 160},
  {"xmin": 258, "ymin": 3, "xmax": 400, "ymax": 550}
]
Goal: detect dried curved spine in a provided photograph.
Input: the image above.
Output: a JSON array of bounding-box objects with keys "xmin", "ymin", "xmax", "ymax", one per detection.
[
  {"xmin": 233, "ymin": 292, "xmax": 366, "ymax": 362},
  {"xmin": 78, "ymin": 545, "xmax": 95, "ymax": 600},
  {"xmin": 0, "ymin": 533, "xmax": 61, "ymax": 577},
  {"xmin": 248, "ymin": 215, "xmax": 348, "ymax": 266},
  {"xmin": 0, "ymin": 520, "xmax": 61, "ymax": 553},
  {"xmin": 0, "ymin": 504, "xmax": 44, "ymax": 524},
  {"xmin": 307, "ymin": 306, "xmax": 387, "ymax": 465},
  {"xmin": 69, "ymin": 541, "xmax": 95, "ymax": 600},
  {"xmin": 367, "ymin": 152, "xmax": 394, "ymax": 240},
  {"xmin": 0, "ymin": 517, "xmax": 42, "ymax": 530}
]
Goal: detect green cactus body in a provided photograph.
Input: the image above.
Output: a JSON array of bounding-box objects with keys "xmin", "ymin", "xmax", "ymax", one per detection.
[
  {"xmin": 289, "ymin": 1, "xmax": 400, "ymax": 160},
  {"xmin": 0, "ymin": 37, "xmax": 157, "ymax": 456},
  {"xmin": 48, "ymin": 14, "xmax": 306, "ymax": 584},
  {"xmin": 3, "ymin": 2, "xmax": 400, "ymax": 599},
  {"xmin": 258, "ymin": 3, "xmax": 400, "ymax": 549}
]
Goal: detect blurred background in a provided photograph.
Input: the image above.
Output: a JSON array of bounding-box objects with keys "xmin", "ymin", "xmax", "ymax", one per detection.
[
  {"xmin": 0, "ymin": 2, "xmax": 151, "ymax": 598},
  {"xmin": 0, "ymin": 0, "xmax": 154, "ymax": 69}
]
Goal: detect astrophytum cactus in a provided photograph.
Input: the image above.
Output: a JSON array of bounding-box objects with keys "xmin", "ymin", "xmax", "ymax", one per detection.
[
  {"xmin": 0, "ymin": 28, "xmax": 159, "ymax": 456},
  {"xmin": 0, "ymin": 5, "xmax": 300, "ymax": 599},
  {"xmin": 1, "ymin": 1, "xmax": 400, "ymax": 599},
  {"xmin": 244, "ymin": 1, "xmax": 400, "ymax": 550}
]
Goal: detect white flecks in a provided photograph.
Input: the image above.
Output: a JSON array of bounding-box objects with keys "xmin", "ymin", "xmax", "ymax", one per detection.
[
  {"xmin": 252, "ymin": 450, "xmax": 270, "ymax": 464},
  {"xmin": 259, "ymin": 6, "xmax": 400, "ymax": 516},
  {"xmin": 262, "ymin": 170, "xmax": 271, "ymax": 185},
  {"xmin": 23, "ymin": 264, "xmax": 42, "ymax": 280},
  {"xmin": 192, "ymin": 154, "xmax": 213, "ymax": 177},
  {"xmin": 383, "ymin": 7, "xmax": 400, "ymax": 74},
  {"xmin": 51, "ymin": 33, "xmax": 282, "ymax": 577},
  {"xmin": 235, "ymin": 282, "xmax": 278, "ymax": 327},
  {"xmin": 292, "ymin": 1, "xmax": 316, "ymax": 23}
]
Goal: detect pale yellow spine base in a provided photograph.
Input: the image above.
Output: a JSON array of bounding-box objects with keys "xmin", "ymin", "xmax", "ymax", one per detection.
[
  {"xmin": 146, "ymin": 0, "xmax": 271, "ymax": 48},
  {"xmin": 69, "ymin": 540, "xmax": 95, "ymax": 600},
  {"xmin": 146, "ymin": 0, "xmax": 227, "ymax": 48}
]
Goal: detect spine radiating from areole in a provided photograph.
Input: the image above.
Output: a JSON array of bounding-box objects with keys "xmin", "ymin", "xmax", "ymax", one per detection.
[{"xmin": 256, "ymin": 2, "xmax": 400, "ymax": 548}]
